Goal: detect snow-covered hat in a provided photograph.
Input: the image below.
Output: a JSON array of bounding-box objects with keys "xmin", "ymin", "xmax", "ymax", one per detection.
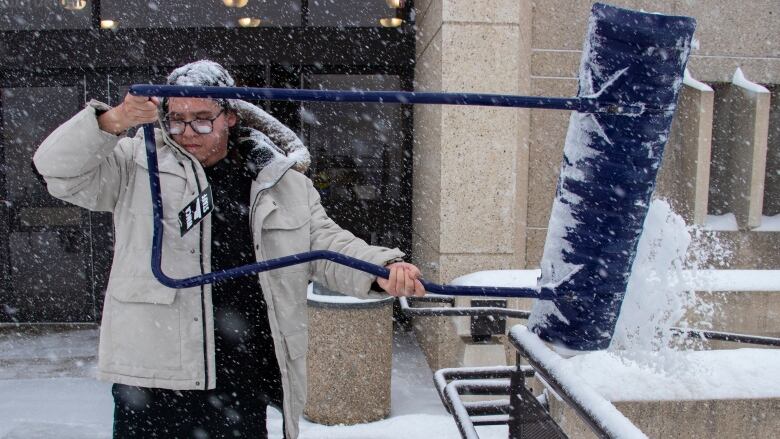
[
  {"xmin": 161, "ymin": 60, "xmax": 310, "ymax": 173},
  {"xmin": 167, "ymin": 60, "xmax": 235, "ymax": 88},
  {"xmin": 164, "ymin": 60, "xmax": 235, "ymax": 110}
]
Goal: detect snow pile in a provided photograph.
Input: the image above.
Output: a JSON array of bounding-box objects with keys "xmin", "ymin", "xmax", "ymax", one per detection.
[
  {"xmin": 682, "ymin": 69, "xmax": 713, "ymax": 92},
  {"xmin": 451, "ymin": 270, "xmax": 540, "ymax": 288},
  {"xmin": 610, "ymin": 199, "xmax": 710, "ymax": 352},
  {"xmin": 732, "ymin": 67, "xmax": 770, "ymax": 94},
  {"xmin": 563, "ymin": 348, "xmax": 780, "ymax": 401},
  {"xmin": 704, "ymin": 213, "xmax": 739, "ymax": 231},
  {"xmin": 754, "ymin": 214, "xmax": 780, "ymax": 232}
]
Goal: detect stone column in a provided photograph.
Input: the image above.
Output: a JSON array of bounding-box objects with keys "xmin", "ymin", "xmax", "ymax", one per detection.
[
  {"xmin": 709, "ymin": 69, "xmax": 771, "ymax": 229},
  {"xmin": 412, "ymin": 0, "xmax": 531, "ymax": 283},
  {"xmin": 657, "ymin": 71, "xmax": 714, "ymax": 226},
  {"xmin": 412, "ymin": 0, "xmax": 532, "ymax": 369},
  {"xmin": 762, "ymin": 85, "xmax": 780, "ymax": 216}
]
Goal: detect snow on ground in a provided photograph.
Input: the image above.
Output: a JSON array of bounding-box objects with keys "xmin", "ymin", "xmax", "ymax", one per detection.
[
  {"xmin": 0, "ymin": 328, "xmax": 97, "ymax": 380},
  {"xmin": 0, "ymin": 327, "xmax": 507, "ymax": 439},
  {"xmin": 704, "ymin": 213, "xmax": 738, "ymax": 231}
]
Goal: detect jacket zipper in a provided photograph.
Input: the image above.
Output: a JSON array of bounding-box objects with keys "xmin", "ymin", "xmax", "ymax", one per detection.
[
  {"xmin": 248, "ymin": 166, "xmax": 297, "ymax": 436},
  {"xmin": 184, "ymin": 156, "xmax": 209, "ymax": 391},
  {"xmin": 162, "ymin": 134, "xmax": 211, "ymax": 390}
]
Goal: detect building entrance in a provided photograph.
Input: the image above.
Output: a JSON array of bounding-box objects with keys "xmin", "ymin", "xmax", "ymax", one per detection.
[
  {"xmin": 1, "ymin": 0, "xmax": 414, "ymax": 323},
  {"xmin": 1, "ymin": 63, "xmax": 412, "ymax": 323}
]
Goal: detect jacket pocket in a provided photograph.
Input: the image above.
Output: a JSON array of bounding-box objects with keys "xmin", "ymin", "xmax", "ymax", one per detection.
[
  {"xmin": 284, "ymin": 330, "xmax": 308, "ymax": 360},
  {"xmin": 260, "ymin": 205, "xmax": 312, "ymax": 276},
  {"xmin": 261, "ymin": 204, "xmax": 311, "ymax": 230},
  {"xmin": 126, "ymin": 165, "xmax": 186, "ymax": 220},
  {"xmin": 108, "ymin": 279, "xmax": 182, "ymax": 371},
  {"xmin": 109, "ymin": 278, "xmax": 177, "ymax": 305}
]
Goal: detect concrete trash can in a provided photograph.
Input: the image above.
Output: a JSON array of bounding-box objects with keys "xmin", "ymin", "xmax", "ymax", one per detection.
[{"xmin": 304, "ymin": 282, "xmax": 394, "ymax": 425}]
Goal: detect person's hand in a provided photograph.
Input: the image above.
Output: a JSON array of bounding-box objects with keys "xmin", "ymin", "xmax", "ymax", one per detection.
[
  {"xmin": 377, "ymin": 262, "xmax": 426, "ymax": 297},
  {"xmin": 98, "ymin": 93, "xmax": 160, "ymax": 135}
]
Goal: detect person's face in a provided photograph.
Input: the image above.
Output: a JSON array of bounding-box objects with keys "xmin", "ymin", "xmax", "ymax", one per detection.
[{"xmin": 166, "ymin": 97, "xmax": 237, "ymax": 167}]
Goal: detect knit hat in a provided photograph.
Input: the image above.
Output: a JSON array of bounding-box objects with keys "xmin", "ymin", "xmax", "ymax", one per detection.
[{"xmin": 162, "ymin": 60, "xmax": 235, "ymax": 112}]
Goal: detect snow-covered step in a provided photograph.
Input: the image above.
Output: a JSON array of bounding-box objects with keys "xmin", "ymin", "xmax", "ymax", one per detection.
[{"xmin": 546, "ymin": 348, "xmax": 780, "ymax": 439}]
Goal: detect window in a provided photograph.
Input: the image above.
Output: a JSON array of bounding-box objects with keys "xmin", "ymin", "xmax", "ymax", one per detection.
[{"xmin": 0, "ymin": 0, "xmax": 91, "ymax": 30}]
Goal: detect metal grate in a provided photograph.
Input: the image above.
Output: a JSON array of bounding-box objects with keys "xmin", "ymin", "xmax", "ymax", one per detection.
[{"xmin": 508, "ymin": 371, "xmax": 568, "ymax": 439}]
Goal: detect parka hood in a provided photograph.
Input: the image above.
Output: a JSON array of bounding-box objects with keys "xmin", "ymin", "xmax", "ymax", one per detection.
[
  {"xmin": 159, "ymin": 99, "xmax": 310, "ymax": 179},
  {"xmin": 233, "ymin": 100, "xmax": 311, "ymax": 174},
  {"xmin": 159, "ymin": 60, "xmax": 311, "ymax": 175}
]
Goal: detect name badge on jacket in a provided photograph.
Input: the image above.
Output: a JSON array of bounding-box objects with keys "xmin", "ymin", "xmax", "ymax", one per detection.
[{"xmin": 179, "ymin": 186, "xmax": 213, "ymax": 236}]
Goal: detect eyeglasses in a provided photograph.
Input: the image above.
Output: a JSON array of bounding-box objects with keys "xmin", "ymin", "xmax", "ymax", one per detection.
[{"xmin": 164, "ymin": 109, "xmax": 224, "ymax": 135}]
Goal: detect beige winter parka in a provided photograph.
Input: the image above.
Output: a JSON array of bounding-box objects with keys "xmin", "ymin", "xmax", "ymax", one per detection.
[{"xmin": 33, "ymin": 101, "xmax": 404, "ymax": 439}]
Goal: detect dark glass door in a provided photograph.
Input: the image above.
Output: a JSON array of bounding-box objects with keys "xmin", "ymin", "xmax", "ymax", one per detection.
[
  {"xmin": 0, "ymin": 63, "xmax": 412, "ymax": 321},
  {"xmin": 0, "ymin": 69, "xmax": 159, "ymax": 323},
  {"xmin": 301, "ymin": 72, "xmax": 410, "ymax": 252},
  {"xmin": 0, "ymin": 72, "xmax": 94, "ymax": 322}
]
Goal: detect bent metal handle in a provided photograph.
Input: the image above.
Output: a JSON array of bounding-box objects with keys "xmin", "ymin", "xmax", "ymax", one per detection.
[
  {"xmin": 133, "ymin": 83, "xmax": 654, "ymax": 297},
  {"xmin": 129, "ymin": 84, "xmax": 653, "ymax": 115},
  {"xmin": 141, "ymin": 124, "xmax": 552, "ymax": 299}
]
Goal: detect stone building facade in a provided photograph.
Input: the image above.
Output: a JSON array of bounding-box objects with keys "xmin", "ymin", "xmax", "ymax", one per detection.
[{"xmin": 410, "ymin": 0, "xmax": 779, "ymax": 369}]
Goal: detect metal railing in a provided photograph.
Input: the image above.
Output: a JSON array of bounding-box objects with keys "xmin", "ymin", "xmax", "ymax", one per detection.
[
  {"xmin": 398, "ymin": 296, "xmax": 531, "ymax": 319},
  {"xmin": 433, "ymin": 365, "xmax": 532, "ymax": 414},
  {"xmin": 672, "ymin": 328, "xmax": 780, "ymax": 347},
  {"xmin": 401, "ymin": 299, "xmax": 780, "ymax": 439},
  {"xmin": 508, "ymin": 327, "xmax": 647, "ymax": 439}
]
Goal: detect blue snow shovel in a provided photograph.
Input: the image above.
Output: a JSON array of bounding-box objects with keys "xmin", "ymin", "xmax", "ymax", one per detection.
[{"xmin": 131, "ymin": 3, "xmax": 696, "ymax": 353}]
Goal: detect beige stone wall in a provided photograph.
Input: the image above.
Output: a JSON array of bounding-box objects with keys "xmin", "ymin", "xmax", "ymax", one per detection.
[
  {"xmin": 549, "ymin": 394, "xmax": 780, "ymax": 439},
  {"xmin": 525, "ymin": 1, "xmax": 780, "ymax": 268},
  {"xmin": 690, "ymin": 290, "xmax": 780, "ymax": 338}
]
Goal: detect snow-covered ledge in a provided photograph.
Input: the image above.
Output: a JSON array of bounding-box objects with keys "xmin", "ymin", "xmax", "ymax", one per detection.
[
  {"xmin": 507, "ymin": 325, "xmax": 780, "ymax": 439},
  {"xmin": 543, "ymin": 346, "xmax": 780, "ymax": 439},
  {"xmin": 450, "ymin": 267, "xmax": 780, "ymax": 341},
  {"xmin": 451, "ymin": 268, "xmax": 780, "ymax": 294}
]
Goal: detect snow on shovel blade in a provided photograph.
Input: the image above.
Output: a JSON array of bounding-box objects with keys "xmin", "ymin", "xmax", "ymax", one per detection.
[{"xmin": 528, "ymin": 3, "xmax": 697, "ymax": 353}]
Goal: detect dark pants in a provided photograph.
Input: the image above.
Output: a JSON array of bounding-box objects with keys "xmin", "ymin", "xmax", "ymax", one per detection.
[{"xmin": 112, "ymin": 384, "xmax": 279, "ymax": 439}]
